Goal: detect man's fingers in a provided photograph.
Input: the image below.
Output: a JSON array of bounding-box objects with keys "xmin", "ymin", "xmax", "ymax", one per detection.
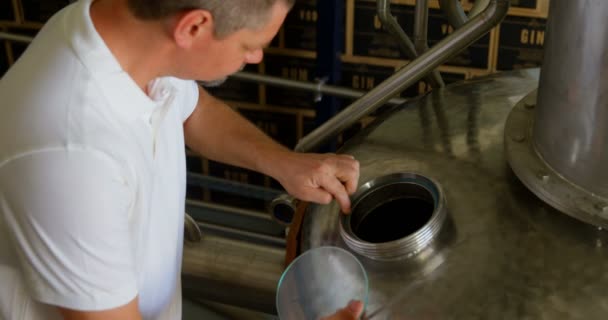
[
  {"xmin": 318, "ymin": 175, "xmax": 352, "ymax": 213},
  {"xmin": 335, "ymin": 157, "xmax": 360, "ymax": 195},
  {"xmin": 280, "ymin": 153, "xmax": 360, "ymax": 213},
  {"xmin": 346, "ymin": 300, "xmax": 364, "ymax": 317},
  {"xmin": 340, "ymin": 166, "xmax": 359, "ymax": 194},
  {"xmin": 320, "ymin": 300, "xmax": 364, "ymax": 320},
  {"xmin": 311, "ymin": 154, "xmax": 358, "ymax": 212}
]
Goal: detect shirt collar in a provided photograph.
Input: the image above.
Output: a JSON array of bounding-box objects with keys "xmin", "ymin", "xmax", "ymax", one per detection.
[{"xmin": 65, "ymin": 0, "xmax": 175, "ymax": 119}]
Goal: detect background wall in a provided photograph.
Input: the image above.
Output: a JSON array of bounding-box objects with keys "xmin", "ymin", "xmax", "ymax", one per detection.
[{"xmin": 0, "ymin": 0, "xmax": 548, "ymax": 210}]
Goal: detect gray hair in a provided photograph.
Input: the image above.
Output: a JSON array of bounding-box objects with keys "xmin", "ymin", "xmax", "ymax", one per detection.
[{"xmin": 126, "ymin": 0, "xmax": 295, "ymax": 38}]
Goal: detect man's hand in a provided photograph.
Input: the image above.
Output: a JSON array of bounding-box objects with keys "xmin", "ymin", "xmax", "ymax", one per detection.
[
  {"xmin": 321, "ymin": 300, "xmax": 364, "ymax": 320},
  {"xmin": 271, "ymin": 152, "xmax": 360, "ymax": 213}
]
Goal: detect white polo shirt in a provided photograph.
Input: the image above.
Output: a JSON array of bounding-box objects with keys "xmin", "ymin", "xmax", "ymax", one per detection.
[{"xmin": 0, "ymin": 0, "xmax": 198, "ymax": 319}]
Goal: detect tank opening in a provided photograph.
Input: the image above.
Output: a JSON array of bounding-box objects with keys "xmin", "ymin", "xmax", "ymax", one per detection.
[
  {"xmin": 340, "ymin": 173, "xmax": 446, "ymax": 260},
  {"xmin": 350, "ymin": 182, "xmax": 435, "ymax": 243}
]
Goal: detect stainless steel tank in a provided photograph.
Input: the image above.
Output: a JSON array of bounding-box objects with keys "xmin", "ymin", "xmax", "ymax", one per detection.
[
  {"xmin": 506, "ymin": 0, "xmax": 608, "ymax": 228},
  {"xmin": 301, "ymin": 1, "xmax": 608, "ymax": 318}
]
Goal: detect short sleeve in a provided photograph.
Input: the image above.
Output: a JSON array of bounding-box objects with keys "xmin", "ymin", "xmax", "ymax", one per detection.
[
  {"xmin": 169, "ymin": 78, "xmax": 199, "ymax": 122},
  {"xmin": 0, "ymin": 149, "xmax": 137, "ymax": 311}
]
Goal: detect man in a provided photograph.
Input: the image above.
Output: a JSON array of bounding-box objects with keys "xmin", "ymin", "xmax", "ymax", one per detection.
[{"xmin": 0, "ymin": 0, "xmax": 362, "ymax": 319}]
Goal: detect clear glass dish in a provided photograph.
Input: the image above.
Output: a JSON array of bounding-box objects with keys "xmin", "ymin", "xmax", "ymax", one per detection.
[{"xmin": 276, "ymin": 246, "xmax": 369, "ymax": 319}]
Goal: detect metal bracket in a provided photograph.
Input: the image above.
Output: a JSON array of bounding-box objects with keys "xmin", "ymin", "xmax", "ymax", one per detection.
[{"xmin": 314, "ymin": 76, "xmax": 329, "ymax": 103}]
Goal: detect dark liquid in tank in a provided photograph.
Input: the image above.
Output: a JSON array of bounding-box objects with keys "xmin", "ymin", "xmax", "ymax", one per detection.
[{"xmin": 354, "ymin": 197, "xmax": 433, "ymax": 243}]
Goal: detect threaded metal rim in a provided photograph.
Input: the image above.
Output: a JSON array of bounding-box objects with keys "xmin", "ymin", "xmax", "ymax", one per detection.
[{"xmin": 340, "ymin": 173, "xmax": 447, "ymax": 260}]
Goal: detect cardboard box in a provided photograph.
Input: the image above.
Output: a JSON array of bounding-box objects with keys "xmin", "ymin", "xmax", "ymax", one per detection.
[
  {"xmin": 207, "ymin": 161, "xmax": 266, "ymax": 187},
  {"xmin": 495, "ymin": 16, "xmax": 546, "ymax": 70},
  {"xmin": 205, "ymin": 64, "xmax": 262, "ymax": 104},
  {"xmin": 205, "ymin": 159, "xmax": 269, "ymax": 211},
  {"xmin": 301, "ymin": 115, "xmax": 376, "ymax": 152},
  {"xmin": 349, "ymin": 0, "xmax": 495, "ymax": 70},
  {"xmin": 500, "ymin": 0, "xmax": 549, "ymax": 18},
  {"xmin": 339, "ymin": 61, "xmax": 414, "ymax": 115},
  {"xmin": 238, "ymin": 107, "xmax": 299, "ymax": 149},
  {"xmin": 19, "ymin": 0, "xmax": 71, "ymax": 24},
  {"xmin": 0, "ymin": 40, "xmax": 9, "ymax": 76},
  {"xmin": 340, "ymin": 61, "xmax": 396, "ymax": 92},
  {"xmin": 366, "ymin": 0, "xmax": 549, "ymax": 18},
  {"xmin": 340, "ymin": 57, "xmax": 469, "ymax": 97},
  {"xmin": 4, "ymin": 26, "xmax": 37, "ymax": 64},
  {"xmin": 0, "ymin": 0, "xmax": 17, "ymax": 23},
  {"xmin": 506, "ymin": 0, "xmax": 537, "ymax": 9},
  {"xmin": 426, "ymin": 8, "xmax": 494, "ymax": 70},
  {"xmin": 282, "ymin": 0, "xmax": 318, "ymax": 51},
  {"xmin": 185, "ymin": 154, "xmax": 204, "ymax": 200},
  {"xmin": 263, "ymin": 53, "xmax": 318, "ymax": 109},
  {"xmin": 350, "ymin": 0, "xmax": 411, "ymax": 59}
]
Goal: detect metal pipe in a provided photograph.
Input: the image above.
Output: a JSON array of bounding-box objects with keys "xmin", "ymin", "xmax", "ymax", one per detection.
[
  {"xmin": 377, "ymin": 0, "xmax": 418, "ymax": 59},
  {"xmin": 231, "ymin": 71, "xmax": 408, "ymax": 106},
  {"xmin": 533, "ymin": 0, "xmax": 608, "ymax": 198},
  {"xmin": 295, "ymin": 0, "xmax": 509, "ymax": 153},
  {"xmin": 414, "ymin": 0, "xmax": 445, "ymax": 88},
  {"xmin": 413, "ymin": 0, "xmax": 444, "ymax": 88},
  {"xmin": 469, "ymin": 0, "xmax": 491, "ymax": 19},
  {"xmin": 413, "ymin": 0, "xmax": 430, "ymax": 54},
  {"xmin": 196, "ymin": 221, "xmax": 286, "ymax": 247},
  {"xmin": 378, "ymin": 0, "xmax": 444, "ymax": 89},
  {"xmin": 186, "ymin": 199, "xmax": 285, "ymax": 239},
  {"xmin": 439, "ymin": 0, "xmax": 468, "ymax": 28},
  {"xmin": 182, "ymin": 234, "xmax": 285, "ymax": 314},
  {"xmin": 0, "ymin": 32, "xmax": 34, "ymax": 43},
  {"xmin": 269, "ymin": 194, "xmax": 299, "ymax": 226},
  {"xmin": 187, "ymin": 172, "xmax": 281, "ymax": 201}
]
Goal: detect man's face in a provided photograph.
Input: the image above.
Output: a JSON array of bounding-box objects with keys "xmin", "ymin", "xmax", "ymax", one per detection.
[{"xmin": 182, "ymin": 2, "xmax": 288, "ymax": 82}]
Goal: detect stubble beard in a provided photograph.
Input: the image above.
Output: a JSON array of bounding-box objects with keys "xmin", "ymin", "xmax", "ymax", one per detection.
[{"xmin": 199, "ymin": 64, "xmax": 246, "ymax": 87}]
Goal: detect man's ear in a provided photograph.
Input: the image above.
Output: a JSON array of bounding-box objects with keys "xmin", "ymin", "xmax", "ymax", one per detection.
[{"xmin": 173, "ymin": 9, "xmax": 214, "ymax": 49}]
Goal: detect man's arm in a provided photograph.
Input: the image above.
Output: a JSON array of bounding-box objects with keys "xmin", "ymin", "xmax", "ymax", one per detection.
[
  {"xmin": 57, "ymin": 297, "xmax": 142, "ymax": 320},
  {"xmin": 184, "ymin": 86, "xmax": 359, "ymax": 212}
]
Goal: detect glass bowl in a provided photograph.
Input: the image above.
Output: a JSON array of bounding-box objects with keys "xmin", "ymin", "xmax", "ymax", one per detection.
[{"xmin": 276, "ymin": 246, "xmax": 369, "ymax": 319}]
